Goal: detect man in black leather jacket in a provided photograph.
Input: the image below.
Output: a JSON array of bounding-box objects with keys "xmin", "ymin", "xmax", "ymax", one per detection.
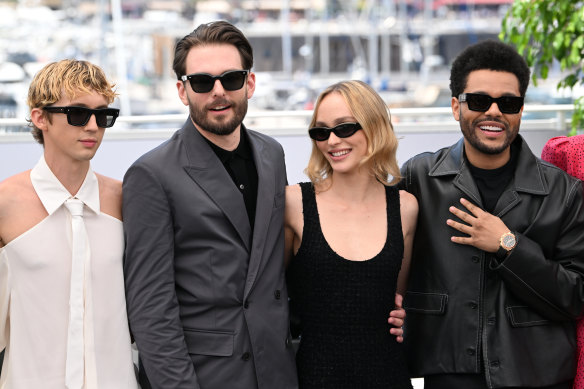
[{"xmin": 400, "ymin": 39, "xmax": 584, "ymax": 389}]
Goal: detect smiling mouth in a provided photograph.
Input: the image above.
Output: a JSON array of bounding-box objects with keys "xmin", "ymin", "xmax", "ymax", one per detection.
[
  {"xmin": 330, "ymin": 150, "xmax": 350, "ymax": 157},
  {"xmin": 210, "ymin": 105, "xmax": 230, "ymax": 112},
  {"xmin": 479, "ymin": 125, "xmax": 503, "ymax": 133}
]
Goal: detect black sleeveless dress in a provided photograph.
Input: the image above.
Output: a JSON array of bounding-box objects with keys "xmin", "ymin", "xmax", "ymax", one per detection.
[{"xmin": 287, "ymin": 182, "xmax": 412, "ymax": 389}]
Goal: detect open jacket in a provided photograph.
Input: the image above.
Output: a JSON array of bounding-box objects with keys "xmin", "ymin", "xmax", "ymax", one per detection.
[
  {"xmin": 123, "ymin": 120, "xmax": 297, "ymax": 389},
  {"xmin": 399, "ymin": 136, "xmax": 584, "ymax": 388}
]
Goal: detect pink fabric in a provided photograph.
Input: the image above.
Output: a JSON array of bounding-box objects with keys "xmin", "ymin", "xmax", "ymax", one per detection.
[
  {"xmin": 541, "ymin": 136, "xmax": 584, "ymax": 180},
  {"xmin": 541, "ymin": 135, "xmax": 584, "ymax": 389}
]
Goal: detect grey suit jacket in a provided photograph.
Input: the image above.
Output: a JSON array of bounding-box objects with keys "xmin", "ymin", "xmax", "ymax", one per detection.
[{"xmin": 123, "ymin": 119, "xmax": 298, "ymax": 389}]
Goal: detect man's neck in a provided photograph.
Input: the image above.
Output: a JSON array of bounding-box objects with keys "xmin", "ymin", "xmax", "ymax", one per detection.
[
  {"xmin": 464, "ymin": 141, "xmax": 511, "ymax": 170},
  {"xmin": 43, "ymin": 152, "xmax": 90, "ymax": 196},
  {"xmin": 194, "ymin": 122, "xmax": 241, "ymax": 151}
]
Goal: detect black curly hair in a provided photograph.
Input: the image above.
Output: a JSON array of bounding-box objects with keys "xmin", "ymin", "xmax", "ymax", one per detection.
[{"xmin": 449, "ymin": 39, "xmax": 530, "ymax": 98}]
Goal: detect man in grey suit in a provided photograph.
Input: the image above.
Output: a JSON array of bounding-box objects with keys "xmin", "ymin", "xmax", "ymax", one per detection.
[{"xmin": 122, "ymin": 21, "xmax": 298, "ymax": 389}]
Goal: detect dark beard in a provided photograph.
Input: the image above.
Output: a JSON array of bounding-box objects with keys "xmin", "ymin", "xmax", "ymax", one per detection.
[
  {"xmin": 189, "ymin": 97, "xmax": 248, "ymax": 136},
  {"xmin": 461, "ymin": 116, "xmax": 519, "ymax": 155}
]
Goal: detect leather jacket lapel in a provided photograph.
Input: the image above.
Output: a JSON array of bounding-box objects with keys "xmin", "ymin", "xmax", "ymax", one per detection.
[
  {"xmin": 494, "ymin": 138, "xmax": 548, "ymax": 218},
  {"xmin": 430, "ymin": 138, "xmax": 483, "ymax": 207}
]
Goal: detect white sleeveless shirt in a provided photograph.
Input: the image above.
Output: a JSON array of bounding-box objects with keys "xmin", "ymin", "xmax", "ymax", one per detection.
[{"xmin": 0, "ymin": 157, "xmax": 137, "ymax": 388}]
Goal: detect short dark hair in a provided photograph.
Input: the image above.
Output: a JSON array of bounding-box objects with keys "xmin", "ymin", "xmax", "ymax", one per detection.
[
  {"xmin": 449, "ymin": 39, "xmax": 530, "ymax": 98},
  {"xmin": 172, "ymin": 21, "xmax": 253, "ymax": 80}
]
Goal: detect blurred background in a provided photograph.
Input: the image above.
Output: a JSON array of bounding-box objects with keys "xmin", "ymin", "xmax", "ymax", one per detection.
[
  {"xmin": 0, "ymin": 0, "xmax": 573, "ymax": 122},
  {"xmin": 0, "ymin": 0, "xmax": 576, "ymax": 185}
]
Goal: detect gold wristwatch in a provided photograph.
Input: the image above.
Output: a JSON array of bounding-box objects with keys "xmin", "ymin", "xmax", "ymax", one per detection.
[{"xmin": 496, "ymin": 231, "xmax": 517, "ymax": 259}]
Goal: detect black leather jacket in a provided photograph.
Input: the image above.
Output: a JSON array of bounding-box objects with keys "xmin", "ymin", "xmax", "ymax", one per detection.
[{"xmin": 400, "ymin": 136, "xmax": 584, "ymax": 388}]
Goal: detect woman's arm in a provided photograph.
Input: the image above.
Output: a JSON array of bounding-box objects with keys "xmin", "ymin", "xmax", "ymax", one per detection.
[{"xmin": 284, "ymin": 184, "xmax": 303, "ymax": 267}]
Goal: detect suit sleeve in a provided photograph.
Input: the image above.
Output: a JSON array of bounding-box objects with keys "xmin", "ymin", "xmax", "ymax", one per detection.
[
  {"xmin": 123, "ymin": 163, "xmax": 200, "ymax": 389},
  {"xmin": 490, "ymin": 179, "xmax": 584, "ymax": 321}
]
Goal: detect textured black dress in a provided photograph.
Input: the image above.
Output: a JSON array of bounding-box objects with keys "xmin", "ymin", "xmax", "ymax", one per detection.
[{"xmin": 287, "ymin": 182, "xmax": 412, "ymax": 389}]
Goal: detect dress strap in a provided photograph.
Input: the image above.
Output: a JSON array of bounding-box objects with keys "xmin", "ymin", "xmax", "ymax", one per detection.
[
  {"xmin": 385, "ymin": 185, "xmax": 404, "ymax": 257},
  {"xmin": 299, "ymin": 182, "xmax": 320, "ymax": 241}
]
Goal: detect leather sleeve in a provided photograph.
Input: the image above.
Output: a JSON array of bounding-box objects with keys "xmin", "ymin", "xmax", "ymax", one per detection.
[
  {"xmin": 123, "ymin": 162, "xmax": 200, "ymax": 389},
  {"xmin": 490, "ymin": 179, "xmax": 584, "ymax": 321}
]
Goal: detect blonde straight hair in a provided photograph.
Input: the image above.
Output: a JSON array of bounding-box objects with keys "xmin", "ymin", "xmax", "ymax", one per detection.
[{"xmin": 304, "ymin": 80, "xmax": 400, "ymax": 186}]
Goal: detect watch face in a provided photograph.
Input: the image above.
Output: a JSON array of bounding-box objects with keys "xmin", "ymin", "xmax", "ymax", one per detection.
[{"xmin": 502, "ymin": 234, "xmax": 516, "ymax": 250}]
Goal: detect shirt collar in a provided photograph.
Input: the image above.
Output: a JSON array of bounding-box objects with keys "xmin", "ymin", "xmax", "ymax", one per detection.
[
  {"xmin": 30, "ymin": 155, "xmax": 100, "ymax": 216},
  {"xmin": 205, "ymin": 127, "xmax": 254, "ymax": 164}
]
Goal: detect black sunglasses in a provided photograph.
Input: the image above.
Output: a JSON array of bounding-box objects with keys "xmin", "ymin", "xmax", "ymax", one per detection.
[
  {"xmin": 458, "ymin": 93, "xmax": 524, "ymax": 114},
  {"xmin": 43, "ymin": 106, "xmax": 120, "ymax": 128},
  {"xmin": 308, "ymin": 122, "xmax": 362, "ymax": 141},
  {"xmin": 181, "ymin": 70, "xmax": 249, "ymax": 93}
]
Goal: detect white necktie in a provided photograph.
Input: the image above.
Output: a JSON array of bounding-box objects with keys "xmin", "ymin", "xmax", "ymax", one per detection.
[{"xmin": 64, "ymin": 198, "xmax": 88, "ymax": 389}]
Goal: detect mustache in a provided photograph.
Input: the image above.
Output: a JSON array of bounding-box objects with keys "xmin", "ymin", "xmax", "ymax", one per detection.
[
  {"xmin": 206, "ymin": 99, "xmax": 232, "ymax": 109},
  {"xmin": 473, "ymin": 117, "xmax": 508, "ymax": 129}
]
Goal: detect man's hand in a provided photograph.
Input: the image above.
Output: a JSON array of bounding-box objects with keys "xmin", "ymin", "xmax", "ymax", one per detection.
[
  {"xmin": 447, "ymin": 198, "xmax": 510, "ymax": 253},
  {"xmin": 388, "ymin": 293, "xmax": 405, "ymax": 343}
]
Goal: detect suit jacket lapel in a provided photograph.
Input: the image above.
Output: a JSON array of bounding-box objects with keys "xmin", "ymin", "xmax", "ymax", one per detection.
[
  {"xmin": 244, "ymin": 131, "xmax": 274, "ymax": 296},
  {"xmin": 180, "ymin": 119, "xmax": 252, "ymax": 251}
]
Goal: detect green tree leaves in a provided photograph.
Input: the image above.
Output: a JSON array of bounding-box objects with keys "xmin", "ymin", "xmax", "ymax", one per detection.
[{"xmin": 501, "ymin": 0, "xmax": 583, "ymax": 134}]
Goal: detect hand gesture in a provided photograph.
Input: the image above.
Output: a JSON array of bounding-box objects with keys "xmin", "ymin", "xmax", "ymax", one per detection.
[{"xmin": 447, "ymin": 198, "xmax": 510, "ymax": 253}]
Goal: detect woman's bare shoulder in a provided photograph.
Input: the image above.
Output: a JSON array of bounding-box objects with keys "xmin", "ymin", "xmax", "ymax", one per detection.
[
  {"xmin": 399, "ymin": 189, "xmax": 419, "ymax": 220},
  {"xmin": 285, "ymin": 183, "xmax": 302, "ymax": 200},
  {"xmin": 285, "ymin": 184, "xmax": 303, "ymax": 223}
]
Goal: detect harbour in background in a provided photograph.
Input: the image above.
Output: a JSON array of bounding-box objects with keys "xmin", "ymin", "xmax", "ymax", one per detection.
[{"xmin": 1, "ymin": 0, "xmax": 572, "ymax": 127}]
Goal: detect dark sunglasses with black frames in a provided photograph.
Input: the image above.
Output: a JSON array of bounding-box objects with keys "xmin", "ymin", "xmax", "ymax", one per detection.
[
  {"xmin": 458, "ymin": 93, "xmax": 524, "ymax": 114},
  {"xmin": 181, "ymin": 70, "xmax": 249, "ymax": 93},
  {"xmin": 42, "ymin": 106, "xmax": 120, "ymax": 128},
  {"xmin": 308, "ymin": 122, "xmax": 363, "ymax": 142}
]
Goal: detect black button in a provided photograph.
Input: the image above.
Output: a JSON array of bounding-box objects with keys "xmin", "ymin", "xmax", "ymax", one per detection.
[
  {"xmin": 472, "ymin": 255, "xmax": 480, "ymax": 263},
  {"xmin": 466, "ymin": 348, "xmax": 475, "ymax": 356},
  {"xmin": 274, "ymin": 290, "xmax": 281, "ymax": 300},
  {"xmin": 490, "ymin": 360, "xmax": 500, "ymax": 368},
  {"xmin": 469, "ymin": 302, "xmax": 478, "ymax": 310},
  {"xmin": 244, "ymin": 301, "xmax": 249, "ymax": 309},
  {"xmin": 487, "ymin": 317, "xmax": 496, "ymax": 325},
  {"xmin": 285, "ymin": 337, "xmax": 291, "ymax": 347},
  {"xmin": 242, "ymin": 352, "xmax": 251, "ymax": 361}
]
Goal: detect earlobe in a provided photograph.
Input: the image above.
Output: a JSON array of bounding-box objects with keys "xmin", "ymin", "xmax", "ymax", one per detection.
[
  {"xmin": 451, "ymin": 97, "xmax": 460, "ymax": 121},
  {"xmin": 177, "ymin": 81, "xmax": 189, "ymax": 106},
  {"xmin": 30, "ymin": 108, "xmax": 48, "ymax": 131},
  {"xmin": 246, "ymin": 72, "xmax": 256, "ymax": 99}
]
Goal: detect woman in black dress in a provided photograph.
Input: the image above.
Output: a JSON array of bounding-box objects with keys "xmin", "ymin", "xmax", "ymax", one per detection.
[{"xmin": 285, "ymin": 80, "xmax": 418, "ymax": 389}]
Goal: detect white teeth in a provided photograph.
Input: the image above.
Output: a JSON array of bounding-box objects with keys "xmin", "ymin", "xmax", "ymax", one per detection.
[
  {"xmin": 480, "ymin": 125, "xmax": 503, "ymax": 132},
  {"xmin": 212, "ymin": 106, "xmax": 228, "ymax": 110},
  {"xmin": 331, "ymin": 150, "xmax": 349, "ymax": 157}
]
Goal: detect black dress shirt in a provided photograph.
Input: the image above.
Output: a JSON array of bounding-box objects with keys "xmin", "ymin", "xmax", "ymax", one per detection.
[{"xmin": 205, "ymin": 127, "xmax": 258, "ymax": 229}]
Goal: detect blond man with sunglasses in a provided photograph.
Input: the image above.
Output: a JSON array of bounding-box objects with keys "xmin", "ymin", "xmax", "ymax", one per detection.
[
  {"xmin": 0, "ymin": 59, "xmax": 137, "ymax": 388},
  {"xmin": 400, "ymin": 39, "xmax": 584, "ymax": 388}
]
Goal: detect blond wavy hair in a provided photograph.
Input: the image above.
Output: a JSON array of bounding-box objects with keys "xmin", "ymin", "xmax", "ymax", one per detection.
[
  {"xmin": 304, "ymin": 80, "xmax": 400, "ymax": 186},
  {"xmin": 27, "ymin": 59, "xmax": 117, "ymax": 145}
]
